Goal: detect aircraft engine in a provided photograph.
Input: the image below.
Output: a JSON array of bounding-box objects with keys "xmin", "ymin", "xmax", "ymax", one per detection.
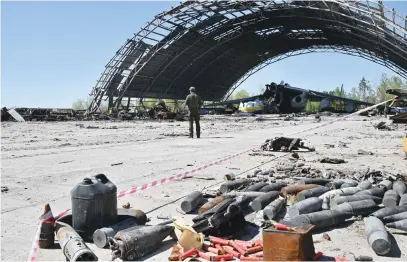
[
  {"xmin": 345, "ymin": 103, "xmax": 355, "ymax": 113},
  {"xmin": 320, "ymin": 98, "xmax": 331, "ymax": 110},
  {"xmin": 291, "ymin": 92, "xmax": 308, "ymax": 111}
]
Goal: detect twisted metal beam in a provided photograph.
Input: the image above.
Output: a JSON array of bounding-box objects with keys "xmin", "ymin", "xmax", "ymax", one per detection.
[{"xmin": 88, "ymin": 0, "xmax": 407, "ymax": 113}]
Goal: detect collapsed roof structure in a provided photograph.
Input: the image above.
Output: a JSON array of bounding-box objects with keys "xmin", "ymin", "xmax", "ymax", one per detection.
[{"xmin": 88, "ymin": 0, "xmax": 407, "ymax": 113}]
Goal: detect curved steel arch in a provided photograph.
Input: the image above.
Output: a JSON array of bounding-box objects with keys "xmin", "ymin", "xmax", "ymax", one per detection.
[{"xmin": 88, "ymin": 0, "xmax": 407, "ymax": 113}]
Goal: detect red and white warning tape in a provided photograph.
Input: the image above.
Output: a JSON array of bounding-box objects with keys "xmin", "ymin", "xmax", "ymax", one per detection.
[
  {"xmin": 117, "ymin": 147, "xmax": 256, "ymax": 198},
  {"xmin": 27, "ymin": 98, "xmax": 393, "ymax": 261}
]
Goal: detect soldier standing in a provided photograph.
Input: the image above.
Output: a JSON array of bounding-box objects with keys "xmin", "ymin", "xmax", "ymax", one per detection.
[{"xmin": 184, "ymin": 86, "xmax": 203, "ymax": 138}]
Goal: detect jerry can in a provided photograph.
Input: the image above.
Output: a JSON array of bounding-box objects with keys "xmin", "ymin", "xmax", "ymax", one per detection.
[{"xmin": 71, "ymin": 174, "xmax": 117, "ymax": 241}]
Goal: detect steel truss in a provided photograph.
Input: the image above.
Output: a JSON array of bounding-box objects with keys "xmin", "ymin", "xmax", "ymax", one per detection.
[{"xmin": 88, "ymin": 0, "xmax": 407, "ymax": 113}]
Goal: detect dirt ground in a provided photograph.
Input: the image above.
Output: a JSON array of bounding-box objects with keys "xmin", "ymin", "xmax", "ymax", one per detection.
[{"xmin": 1, "ymin": 114, "xmax": 406, "ymax": 261}]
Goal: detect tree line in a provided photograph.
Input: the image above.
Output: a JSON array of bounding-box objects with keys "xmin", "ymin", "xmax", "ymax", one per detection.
[
  {"xmin": 72, "ymin": 73, "xmax": 406, "ymax": 111},
  {"xmin": 323, "ymin": 74, "xmax": 406, "ymax": 103}
]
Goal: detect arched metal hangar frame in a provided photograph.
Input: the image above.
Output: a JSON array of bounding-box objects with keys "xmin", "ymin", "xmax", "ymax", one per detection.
[{"xmin": 88, "ymin": 0, "xmax": 407, "ymax": 113}]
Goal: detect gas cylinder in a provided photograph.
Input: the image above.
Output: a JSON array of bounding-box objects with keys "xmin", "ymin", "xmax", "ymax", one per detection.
[
  {"xmin": 383, "ymin": 190, "xmax": 400, "ymax": 207},
  {"xmin": 263, "ymin": 198, "xmax": 285, "ymax": 220},
  {"xmin": 181, "ymin": 191, "xmax": 203, "ymax": 213},
  {"xmin": 56, "ymin": 221, "xmax": 98, "ymax": 261},
  {"xmin": 393, "ymin": 181, "xmax": 407, "ymax": 196},
  {"xmin": 109, "ymin": 224, "xmax": 175, "ymax": 260},
  {"xmin": 288, "ymin": 197, "xmax": 322, "ymax": 217},
  {"xmin": 332, "ymin": 199, "xmax": 378, "ymax": 216},
  {"xmin": 371, "ymin": 205, "xmax": 407, "ymax": 220},
  {"xmin": 71, "ymin": 174, "xmax": 117, "ymax": 241},
  {"xmin": 364, "ymin": 216, "xmax": 391, "ymax": 255}
]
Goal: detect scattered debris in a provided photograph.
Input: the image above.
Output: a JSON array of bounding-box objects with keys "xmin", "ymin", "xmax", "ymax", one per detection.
[
  {"xmin": 291, "ymin": 152, "xmax": 300, "ymax": 159},
  {"xmin": 320, "ymin": 157, "xmax": 346, "ymax": 164},
  {"xmin": 1, "ymin": 186, "xmax": 9, "ymax": 193},
  {"xmin": 195, "ymin": 176, "xmax": 216, "ymax": 181},
  {"xmin": 355, "ymin": 255, "xmax": 373, "ymax": 261},
  {"xmin": 357, "ymin": 149, "xmax": 374, "ymax": 156},
  {"xmin": 86, "ymin": 125, "xmax": 99, "ymax": 129},
  {"xmin": 7, "ymin": 109, "xmax": 25, "ymax": 122},
  {"xmin": 391, "ymin": 112, "xmax": 407, "ymax": 124},
  {"xmin": 322, "ymin": 233, "xmax": 331, "ymax": 241},
  {"xmin": 122, "ymin": 202, "xmax": 131, "ymax": 209},
  {"xmin": 59, "ymin": 160, "xmax": 74, "ymax": 164},
  {"xmin": 373, "ymin": 121, "xmax": 393, "ymax": 131},
  {"xmin": 224, "ymin": 173, "xmax": 236, "ymax": 181},
  {"xmin": 336, "ymin": 141, "xmax": 348, "ymax": 148},
  {"xmin": 261, "ymin": 137, "xmax": 315, "ymax": 152},
  {"xmin": 161, "ymin": 133, "xmax": 189, "ymax": 137}
]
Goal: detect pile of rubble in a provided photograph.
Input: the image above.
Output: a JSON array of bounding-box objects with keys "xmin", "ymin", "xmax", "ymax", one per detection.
[
  {"xmin": 148, "ymin": 101, "xmax": 177, "ymax": 120},
  {"xmin": 391, "ymin": 112, "xmax": 407, "ymax": 124}
]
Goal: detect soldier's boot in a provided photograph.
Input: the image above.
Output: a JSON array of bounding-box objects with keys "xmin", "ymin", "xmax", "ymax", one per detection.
[
  {"xmin": 196, "ymin": 121, "xmax": 200, "ymax": 138},
  {"xmin": 189, "ymin": 122, "xmax": 194, "ymax": 138}
]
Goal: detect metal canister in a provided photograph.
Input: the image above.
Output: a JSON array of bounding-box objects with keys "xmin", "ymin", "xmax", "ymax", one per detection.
[
  {"xmin": 364, "ymin": 216, "xmax": 391, "ymax": 255},
  {"xmin": 383, "ymin": 211, "xmax": 407, "ymax": 223},
  {"xmin": 357, "ymin": 181, "xmax": 372, "ymax": 190},
  {"xmin": 386, "ymin": 219, "xmax": 407, "ymax": 232},
  {"xmin": 246, "ymin": 182, "xmax": 269, "ymax": 192},
  {"xmin": 280, "ymin": 184, "xmax": 321, "ymax": 197},
  {"xmin": 296, "ymin": 186, "xmax": 330, "ymax": 201},
  {"xmin": 93, "ymin": 218, "xmax": 140, "ymax": 248},
  {"xmin": 220, "ymin": 179, "xmax": 251, "ymax": 193},
  {"xmin": 379, "ymin": 180, "xmax": 393, "ymax": 190},
  {"xmin": 181, "ymin": 191, "xmax": 203, "ymax": 213},
  {"xmin": 371, "ymin": 205, "xmax": 407, "ymax": 220},
  {"xmin": 250, "ymin": 191, "xmax": 279, "ymax": 211},
  {"xmin": 298, "ymin": 178, "xmax": 330, "ymax": 186},
  {"xmin": 383, "ymin": 190, "xmax": 400, "ymax": 207},
  {"xmin": 330, "ymin": 195, "xmax": 381, "ymax": 209},
  {"xmin": 329, "ymin": 179, "xmax": 357, "ymax": 189},
  {"xmin": 400, "ymin": 193, "xmax": 407, "ymax": 206},
  {"xmin": 355, "ymin": 187, "xmax": 385, "ymax": 198},
  {"xmin": 109, "ymin": 224, "xmax": 175, "ymax": 260},
  {"xmin": 263, "ymin": 198, "xmax": 285, "ymax": 220},
  {"xmin": 393, "ymin": 181, "xmax": 407, "ymax": 196},
  {"xmin": 281, "ymin": 210, "xmax": 350, "ymax": 230},
  {"xmin": 224, "ymin": 173, "xmax": 236, "ymax": 181},
  {"xmin": 71, "ymin": 174, "xmax": 117, "ymax": 241},
  {"xmin": 332, "ymin": 199, "xmax": 378, "ymax": 216},
  {"xmin": 341, "ymin": 183, "xmax": 356, "ymax": 189},
  {"xmin": 319, "ymin": 187, "xmax": 362, "ymax": 210},
  {"xmin": 260, "ymin": 183, "xmax": 287, "ymax": 192},
  {"xmin": 263, "ymin": 224, "xmax": 315, "ymax": 261},
  {"xmin": 198, "ymin": 196, "xmax": 230, "ymax": 214},
  {"xmin": 288, "ymin": 197, "xmax": 322, "ymax": 217},
  {"xmin": 56, "ymin": 221, "xmax": 98, "ymax": 261}
]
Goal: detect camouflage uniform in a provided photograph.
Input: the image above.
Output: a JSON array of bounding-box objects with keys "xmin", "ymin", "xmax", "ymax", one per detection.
[{"xmin": 185, "ymin": 92, "xmax": 203, "ymax": 138}]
